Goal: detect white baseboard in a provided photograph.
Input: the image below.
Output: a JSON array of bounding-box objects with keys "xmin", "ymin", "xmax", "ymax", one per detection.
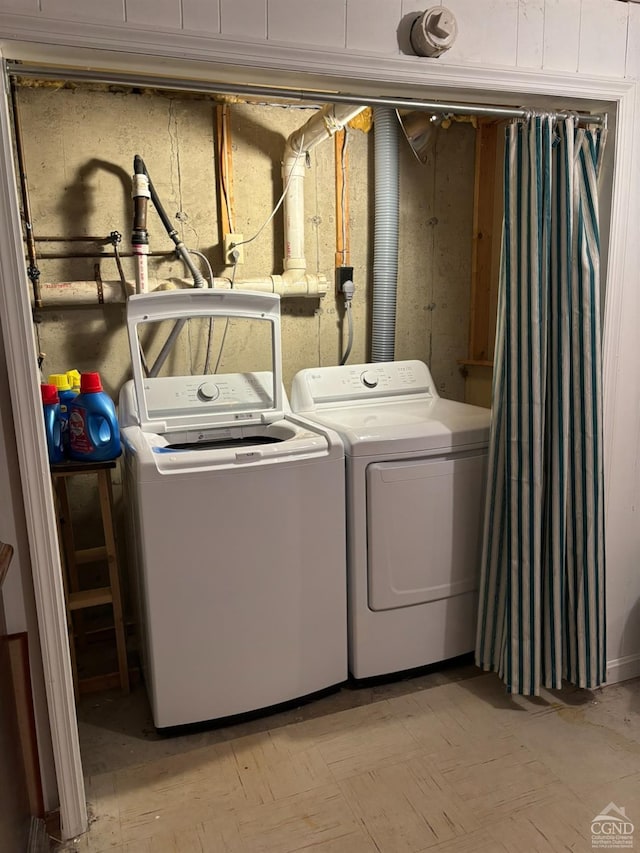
[{"xmin": 606, "ymin": 653, "xmax": 640, "ymax": 685}]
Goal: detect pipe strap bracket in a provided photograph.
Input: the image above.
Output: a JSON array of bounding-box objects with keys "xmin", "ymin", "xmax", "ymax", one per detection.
[{"xmin": 94, "ymin": 263, "xmax": 104, "ymax": 304}]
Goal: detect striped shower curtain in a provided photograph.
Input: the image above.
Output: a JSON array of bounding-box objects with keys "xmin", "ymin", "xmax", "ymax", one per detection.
[{"xmin": 475, "ymin": 115, "xmax": 607, "ymax": 695}]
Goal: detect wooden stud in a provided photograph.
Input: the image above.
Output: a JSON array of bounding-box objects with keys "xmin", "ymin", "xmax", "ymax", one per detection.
[
  {"xmin": 216, "ymin": 103, "xmax": 235, "ymax": 239},
  {"xmin": 334, "ymin": 129, "xmax": 350, "ymax": 269},
  {"xmin": 469, "ymin": 119, "xmax": 500, "ymax": 364}
]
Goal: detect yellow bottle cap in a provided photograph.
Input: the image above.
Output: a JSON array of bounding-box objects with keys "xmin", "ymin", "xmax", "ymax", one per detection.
[
  {"xmin": 66, "ymin": 369, "xmax": 81, "ymax": 390},
  {"xmin": 48, "ymin": 373, "xmax": 71, "ymax": 391}
]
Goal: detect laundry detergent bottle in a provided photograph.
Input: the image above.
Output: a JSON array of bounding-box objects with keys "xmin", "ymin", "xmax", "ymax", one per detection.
[
  {"xmin": 41, "ymin": 383, "xmax": 65, "ymax": 463},
  {"xmin": 48, "ymin": 372, "xmax": 77, "ymax": 452},
  {"xmin": 69, "ymin": 372, "xmax": 121, "ymax": 461}
]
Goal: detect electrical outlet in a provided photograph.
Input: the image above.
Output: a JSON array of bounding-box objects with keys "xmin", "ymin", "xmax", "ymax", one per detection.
[
  {"xmin": 224, "ymin": 234, "xmax": 244, "ymax": 265},
  {"xmin": 335, "ymin": 266, "xmax": 354, "ymax": 297}
]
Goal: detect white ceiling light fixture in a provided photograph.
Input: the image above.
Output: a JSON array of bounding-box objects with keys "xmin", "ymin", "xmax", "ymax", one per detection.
[{"xmin": 396, "ymin": 110, "xmax": 444, "ymax": 162}]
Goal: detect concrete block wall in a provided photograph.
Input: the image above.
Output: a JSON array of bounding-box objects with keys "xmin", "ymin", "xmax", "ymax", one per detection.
[{"xmin": 21, "ymin": 86, "xmax": 475, "ymax": 401}]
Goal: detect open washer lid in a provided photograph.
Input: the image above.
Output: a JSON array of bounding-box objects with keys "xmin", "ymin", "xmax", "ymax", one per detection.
[{"xmin": 126, "ymin": 290, "xmax": 285, "ymax": 434}]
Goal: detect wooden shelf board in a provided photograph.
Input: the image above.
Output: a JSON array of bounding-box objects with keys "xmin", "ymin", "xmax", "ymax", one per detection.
[
  {"xmin": 75, "ymin": 546, "xmax": 108, "ymax": 565},
  {"xmin": 458, "ymin": 359, "xmax": 494, "ymax": 368},
  {"xmin": 68, "ymin": 587, "xmax": 113, "ymax": 611}
]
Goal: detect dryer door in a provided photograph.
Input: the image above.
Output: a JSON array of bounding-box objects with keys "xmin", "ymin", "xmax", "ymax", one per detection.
[{"xmin": 366, "ymin": 450, "xmax": 486, "ymax": 611}]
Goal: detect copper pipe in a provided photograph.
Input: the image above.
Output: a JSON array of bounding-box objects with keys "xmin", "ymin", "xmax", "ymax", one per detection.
[
  {"xmin": 10, "ymin": 76, "xmax": 42, "ymax": 308},
  {"xmin": 35, "ymin": 236, "xmax": 111, "ymax": 243},
  {"xmin": 33, "ymin": 251, "xmax": 175, "ymax": 259}
]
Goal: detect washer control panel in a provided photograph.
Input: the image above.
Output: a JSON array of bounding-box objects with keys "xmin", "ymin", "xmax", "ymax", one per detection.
[
  {"xmin": 360, "ymin": 370, "xmax": 379, "ymax": 388},
  {"xmin": 197, "ymin": 381, "xmax": 220, "ymax": 402},
  {"xmin": 144, "ymin": 372, "xmax": 274, "ymax": 418},
  {"xmin": 292, "ymin": 360, "xmax": 435, "ymax": 409}
]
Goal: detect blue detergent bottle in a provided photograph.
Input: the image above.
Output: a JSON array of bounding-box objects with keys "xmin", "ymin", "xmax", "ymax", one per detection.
[
  {"xmin": 69, "ymin": 372, "xmax": 121, "ymax": 462},
  {"xmin": 41, "ymin": 383, "xmax": 65, "ymax": 464},
  {"xmin": 48, "ymin": 373, "xmax": 77, "ymax": 453}
]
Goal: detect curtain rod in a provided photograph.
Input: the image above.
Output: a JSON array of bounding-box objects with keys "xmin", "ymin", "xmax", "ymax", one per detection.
[{"xmin": 5, "ymin": 62, "xmax": 607, "ymax": 126}]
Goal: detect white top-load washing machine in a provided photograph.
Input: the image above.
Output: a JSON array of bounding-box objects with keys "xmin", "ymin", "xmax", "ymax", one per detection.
[
  {"xmin": 119, "ymin": 290, "xmax": 347, "ymax": 728},
  {"xmin": 291, "ymin": 360, "xmax": 491, "ymax": 679}
]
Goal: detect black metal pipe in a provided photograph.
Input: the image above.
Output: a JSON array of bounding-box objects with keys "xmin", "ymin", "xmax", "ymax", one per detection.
[
  {"xmin": 135, "ymin": 155, "xmax": 171, "ymax": 235},
  {"xmin": 134, "ymin": 154, "xmax": 207, "ymax": 288},
  {"xmin": 133, "ymin": 154, "xmax": 206, "ymax": 376},
  {"xmin": 132, "ymin": 155, "xmax": 150, "ymax": 249}
]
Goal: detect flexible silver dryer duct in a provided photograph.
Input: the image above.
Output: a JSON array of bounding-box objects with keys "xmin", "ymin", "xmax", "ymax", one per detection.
[{"xmin": 371, "ymin": 107, "xmax": 400, "ymax": 362}]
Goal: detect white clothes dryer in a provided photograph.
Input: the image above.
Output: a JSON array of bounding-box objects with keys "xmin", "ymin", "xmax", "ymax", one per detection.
[
  {"xmin": 119, "ymin": 290, "xmax": 347, "ymax": 728},
  {"xmin": 291, "ymin": 360, "xmax": 491, "ymax": 679}
]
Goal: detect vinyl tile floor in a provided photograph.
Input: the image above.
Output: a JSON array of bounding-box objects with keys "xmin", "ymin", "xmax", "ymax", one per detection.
[{"xmin": 59, "ymin": 662, "xmax": 640, "ymax": 852}]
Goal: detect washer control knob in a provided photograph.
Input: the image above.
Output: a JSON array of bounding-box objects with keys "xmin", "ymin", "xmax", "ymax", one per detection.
[
  {"xmin": 197, "ymin": 381, "xmax": 220, "ymax": 401},
  {"xmin": 361, "ymin": 370, "xmax": 379, "ymax": 389}
]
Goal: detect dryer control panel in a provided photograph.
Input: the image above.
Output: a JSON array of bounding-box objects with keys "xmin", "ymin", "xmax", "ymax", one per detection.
[{"xmin": 291, "ymin": 360, "xmax": 435, "ymax": 411}]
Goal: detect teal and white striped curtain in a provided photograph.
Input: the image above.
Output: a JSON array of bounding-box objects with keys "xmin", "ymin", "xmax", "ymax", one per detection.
[{"xmin": 475, "ymin": 115, "xmax": 607, "ymax": 696}]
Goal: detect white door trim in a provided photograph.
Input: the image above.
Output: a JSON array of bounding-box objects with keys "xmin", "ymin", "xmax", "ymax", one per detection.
[
  {"xmin": 0, "ymin": 52, "xmax": 87, "ymax": 840},
  {"xmin": 0, "ymin": 26, "xmax": 634, "ymax": 840}
]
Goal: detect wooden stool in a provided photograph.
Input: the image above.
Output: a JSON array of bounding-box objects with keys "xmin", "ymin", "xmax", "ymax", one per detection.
[{"xmin": 51, "ymin": 460, "xmax": 129, "ymax": 700}]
